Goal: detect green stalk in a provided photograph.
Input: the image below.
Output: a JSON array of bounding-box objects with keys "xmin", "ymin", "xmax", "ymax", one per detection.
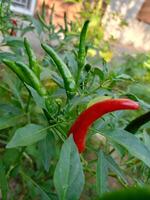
[
  {"xmin": 37, "ymin": 12, "xmax": 49, "ymax": 29},
  {"xmin": 41, "ymin": 0, "xmax": 46, "ymax": 20},
  {"xmin": 64, "ymin": 12, "xmax": 68, "ymax": 37}
]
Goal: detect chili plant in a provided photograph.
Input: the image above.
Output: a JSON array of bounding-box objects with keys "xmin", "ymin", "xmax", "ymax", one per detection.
[
  {"xmin": 0, "ymin": 18, "xmax": 150, "ymax": 200},
  {"xmin": 0, "ymin": 0, "xmax": 14, "ymax": 36}
]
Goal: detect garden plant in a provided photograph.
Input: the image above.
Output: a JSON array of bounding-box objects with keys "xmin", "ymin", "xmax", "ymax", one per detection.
[{"xmin": 0, "ymin": 0, "xmax": 150, "ymax": 199}]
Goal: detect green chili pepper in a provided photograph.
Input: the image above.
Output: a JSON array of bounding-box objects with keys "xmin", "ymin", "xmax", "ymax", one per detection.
[
  {"xmin": 78, "ymin": 20, "xmax": 89, "ymax": 69},
  {"xmin": 41, "ymin": 43, "xmax": 76, "ymax": 98},
  {"xmin": 76, "ymin": 20, "xmax": 89, "ymax": 83},
  {"xmin": 3, "ymin": 59, "xmax": 30, "ymax": 84},
  {"xmin": 15, "ymin": 61, "xmax": 46, "ymax": 96},
  {"xmin": 24, "ymin": 38, "xmax": 41, "ymax": 78},
  {"xmin": 3, "ymin": 59, "xmax": 57, "ymax": 121}
]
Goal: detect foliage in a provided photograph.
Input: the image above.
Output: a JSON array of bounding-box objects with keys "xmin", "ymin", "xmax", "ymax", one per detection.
[
  {"xmin": 0, "ymin": 0, "xmax": 14, "ymax": 35},
  {"xmin": 114, "ymin": 53, "xmax": 150, "ymax": 103},
  {"xmin": 100, "ymin": 187, "xmax": 150, "ymax": 200},
  {"xmin": 0, "ymin": 1, "xmax": 150, "ymax": 199}
]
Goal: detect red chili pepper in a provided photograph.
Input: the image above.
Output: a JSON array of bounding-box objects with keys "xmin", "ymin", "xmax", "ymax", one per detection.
[
  {"xmin": 10, "ymin": 19, "xmax": 17, "ymax": 36},
  {"xmin": 11, "ymin": 19, "xmax": 17, "ymax": 26},
  {"xmin": 68, "ymin": 98, "xmax": 139, "ymax": 153},
  {"xmin": 10, "ymin": 30, "xmax": 16, "ymax": 36}
]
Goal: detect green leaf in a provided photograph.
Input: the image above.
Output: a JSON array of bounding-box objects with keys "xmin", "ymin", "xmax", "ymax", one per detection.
[
  {"xmin": 124, "ymin": 93, "xmax": 150, "ymax": 109},
  {"xmin": 106, "ymin": 155, "xmax": 128, "ymax": 184},
  {"xmin": 103, "ymin": 129, "xmax": 150, "ymax": 167},
  {"xmin": 25, "ymin": 16, "xmax": 43, "ymax": 35},
  {"xmin": 100, "ymin": 187, "xmax": 150, "ymax": 200},
  {"xmin": 96, "ymin": 150, "xmax": 108, "ymax": 197},
  {"xmin": 54, "ymin": 135, "xmax": 85, "ymax": 200},
  {"xmin": 26, "ymin": 84, "xmax": 46, "ymax": 109},
  {"xmin": 0, "ymin": 115, "xmax": 23, "ymax": 130},
  {"xmin": 3, "ymin": 70, "xmax": 25, "ymax": 108},
  {"xmin": 0, "ymin": 161, "xmax": 8, "ymax": 200},
  {"xmin": 0, "ymin": 52, "xmax": 16, "ymax": 63},
  {"xmin": 50, "ymin": 71, "xmax": 64, "ymax": 87},
  {"xmin": 143, "ymin": 131, "xmax": 150, "ymax": 151},
  {"xmin": 20, "ymin": 170, "xmax": 51, "ymax": 200},
  {"xmin": 64, "ymin": 52, "xmax": 78, "ymax": 77},
  {"xmin": 7, "ymin": 124, "xmax": 47, "ymax": 148},
  {"xmin": 0, "ymin": 103, "xmax": 20, "ymax": 115},
  {"xmin": 20, "ymin": 26, "xmax": 35, "ymax": 37},
  {"xmin": 4, "ymin": 36, "xmax": 24, "ymax": 48},
  {"xmin": 38, "ymin": 133, "xmax": 55, "ymax": 172},
  {"xmin": 3, "ymin": 149, "xmax": 20, "ymax": 168},
  {"xmin": 114, "ymin": 74, "xmax": 133, "ymax": 81},
  {"xmin": 93, "ymin": 67, "xmax": 105, "ymax": 81}
]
